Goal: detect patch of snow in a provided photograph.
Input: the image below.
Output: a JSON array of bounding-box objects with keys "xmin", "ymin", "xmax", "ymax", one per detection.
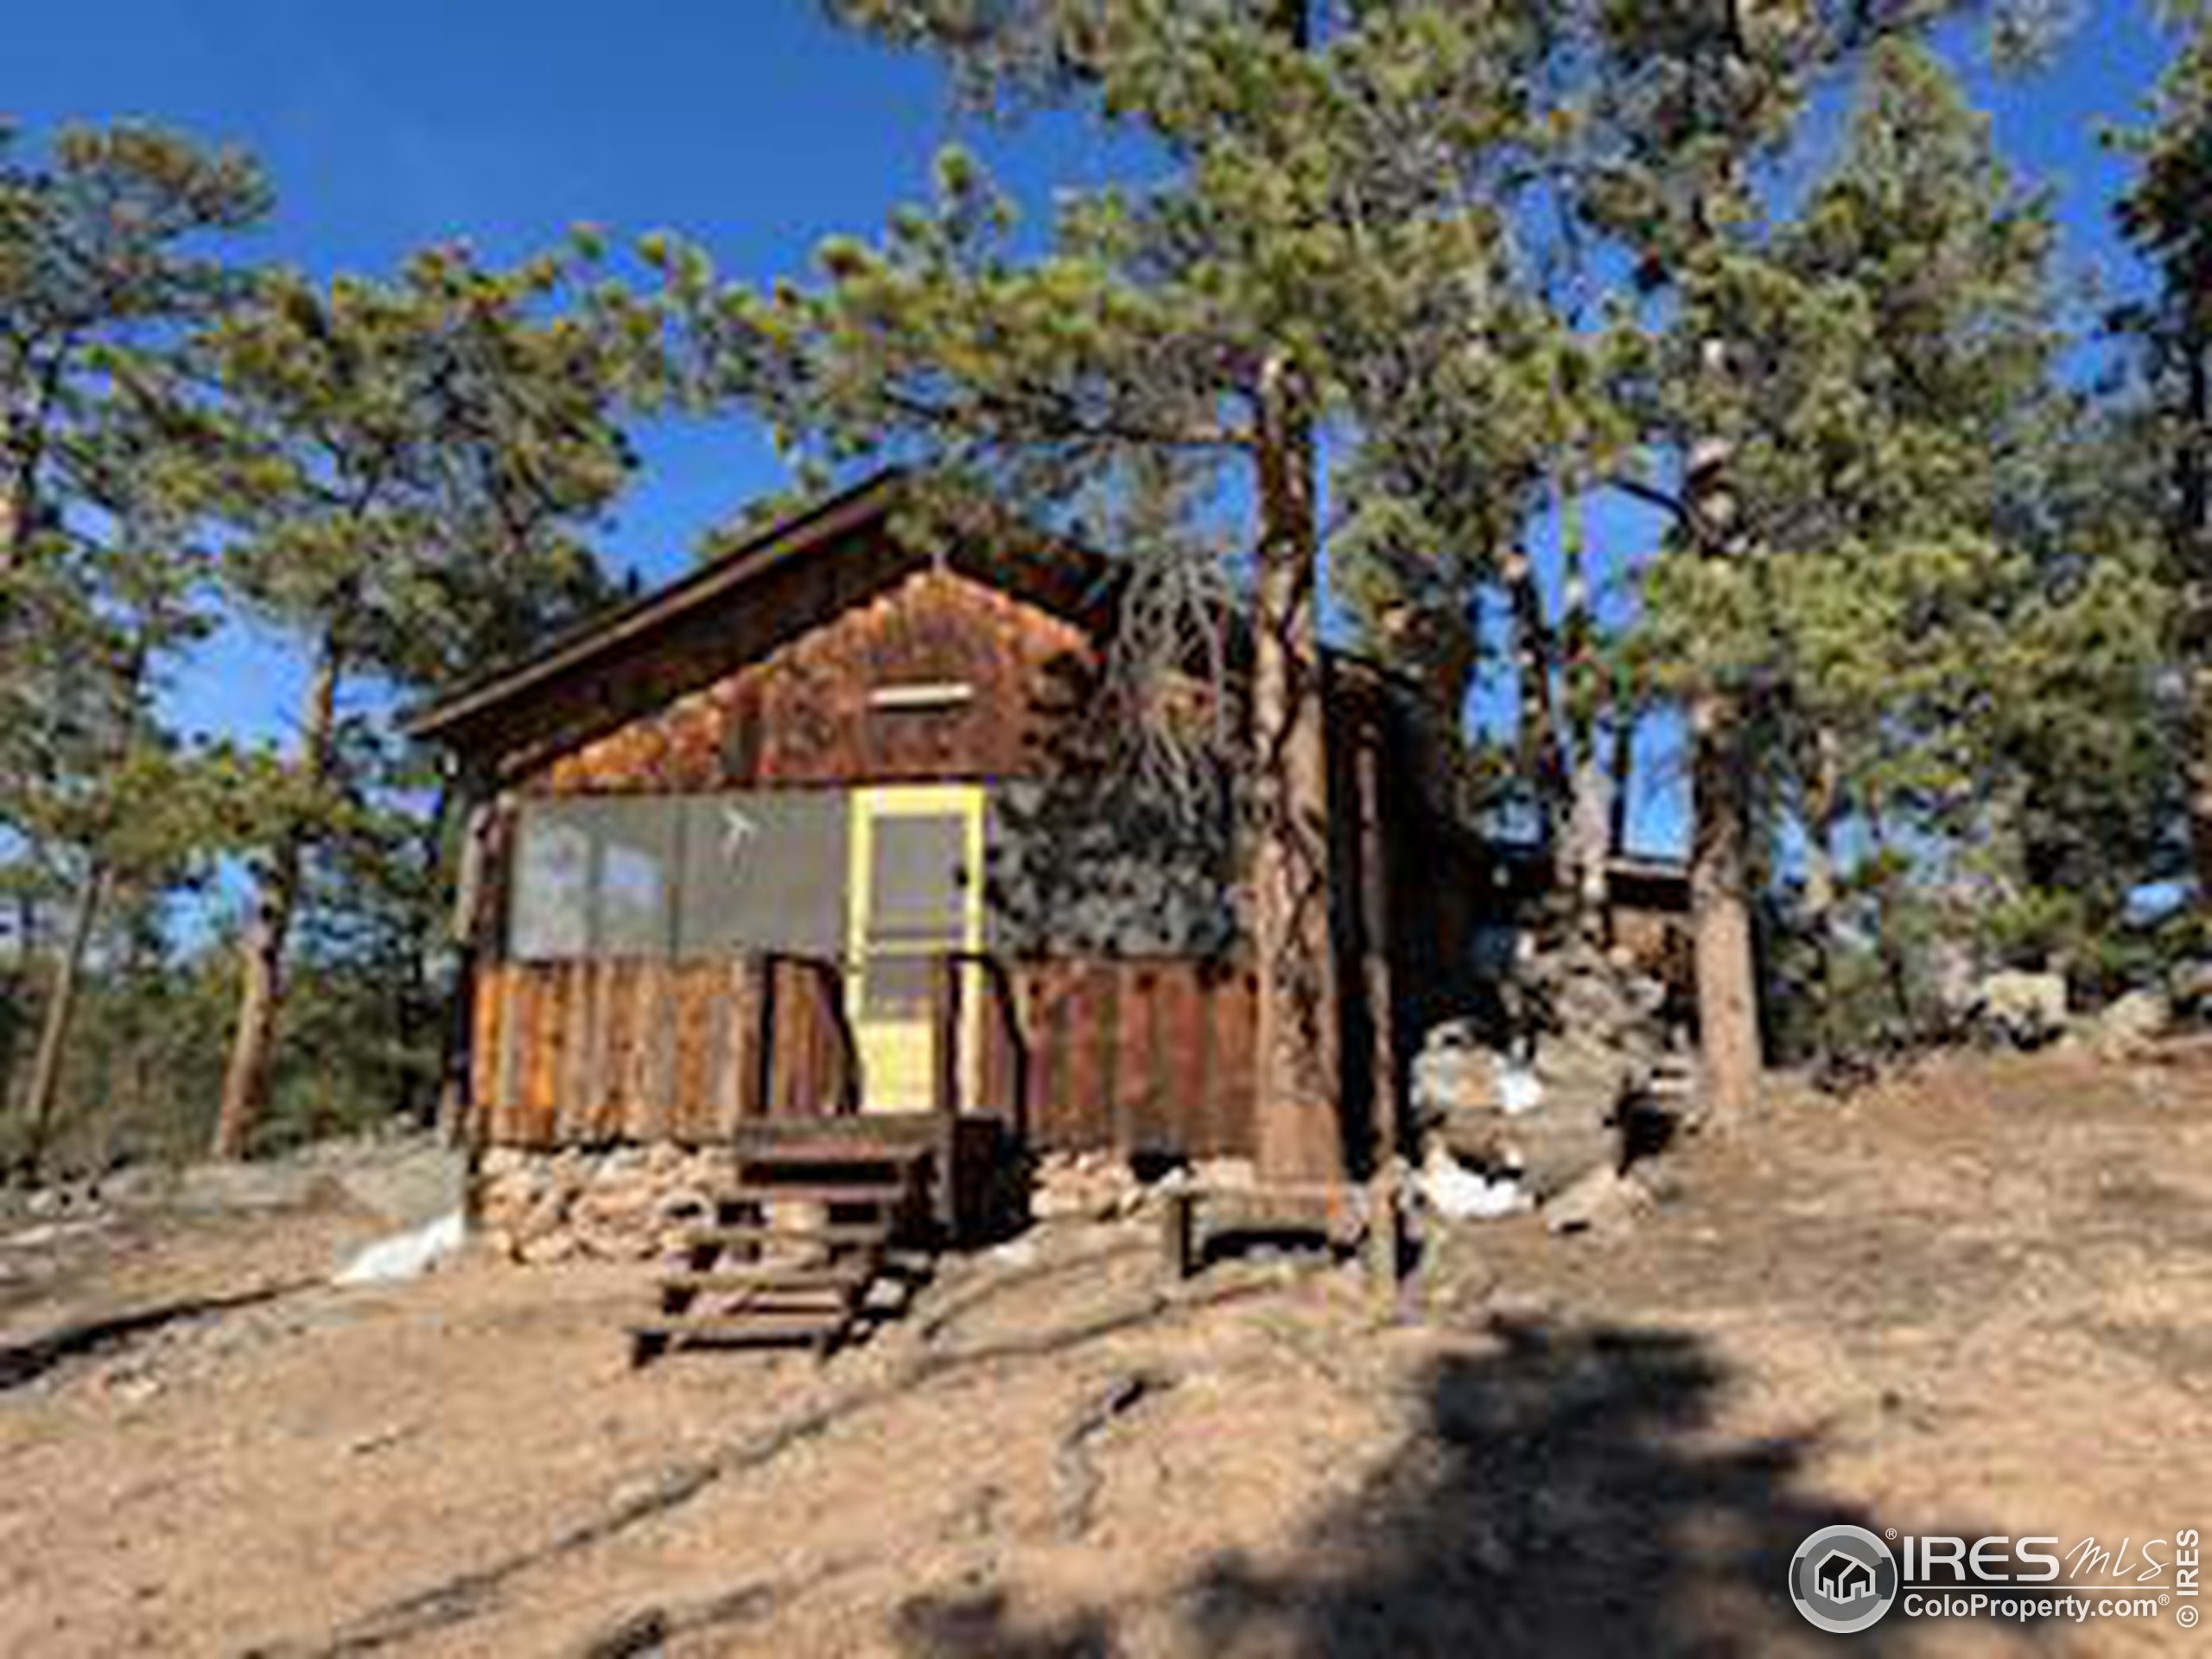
[
  {"xmin": 1417, "ymin": 1145, "xmax": 1529, "ymax": 1221},
  {"xmin": 0, "ymin": 1217, "xmax": 107, "ymax": 1250},
  {"xmin": 332, "ymin": 1211, "xmax": 465, "ymax": 1287},
  {"xmin": 1498, "ymin": 1063, "xmax": 1545, "ymax": 1116}
]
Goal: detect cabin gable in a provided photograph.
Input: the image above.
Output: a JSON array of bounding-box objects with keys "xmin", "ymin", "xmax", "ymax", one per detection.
[{"xmin": 526, "ymin": 564, "xmax": 1097, "ymax": 797}]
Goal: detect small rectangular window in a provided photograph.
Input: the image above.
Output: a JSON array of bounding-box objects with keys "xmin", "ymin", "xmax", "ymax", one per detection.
[
  {"xmin": 867, "ymin": 681, "xmax": 974, "ymax": 713},
  {"xmin": 507, "ymin": 799, "xmax": 680, "ymax": 961},
  {"xmin": 594, "ymin": 802, "xmax": 678, "ymax": 957},
  {"xmin": 676, "ymin": 792, "xmax": 849, "ymax": 959},
  {"xmin": 510, "ymin": 809, "xmax": 593, "ymax": 961}
]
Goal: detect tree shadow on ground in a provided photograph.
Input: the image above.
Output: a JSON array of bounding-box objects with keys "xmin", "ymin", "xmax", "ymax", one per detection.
[{"xmin": 897, "ymin": 1317, "xmax": 2046, "ymax": 1658}]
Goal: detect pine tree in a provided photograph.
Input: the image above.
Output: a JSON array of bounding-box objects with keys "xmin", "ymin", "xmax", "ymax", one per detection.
[
  {"xmin": 2116, "ymin": 2, "xmax": 2212, "ymax": 925},
  {"xmin": 8, "ymin": 379, "xmax": 235, "ymax": 1170},
  {"xmin": 1564, "ymin": 2, "xmax": 2018, "ymax": 1121},
  {"xmin": 0, "ymin": 124, "xmax": 266, "ymax": 1160},
  {"xmin": 1740, "ymin": 38, "xmax": 2065, "ymax": 1055},
  {"xmin": 200, "ymin": 245, "xmax": 636, "ymax": 1159},
  {"xmin": 0, "ymin": 124, "xmax": 266, "ymax": 612},
  {"xmin": 670, "ymin": 0, "xmax": 1548, "ymax": 1179}
]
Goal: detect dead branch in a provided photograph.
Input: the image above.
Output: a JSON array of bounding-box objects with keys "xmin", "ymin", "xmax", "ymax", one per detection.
[
  {"xmin": 913, "ymin": 1237, "xmax": 1154, "ymax": 1346},
  {"xmin": 574, "ymin": 1553, "xmax": 870, "ymax": 1659},
  {"xmin": 1050, "ymin": 1368, "xmax": 1172, "ymax": 1541},
  {"xmin": 0, "ymin": 1277, "xmax": 316, "ymax": 1393}
]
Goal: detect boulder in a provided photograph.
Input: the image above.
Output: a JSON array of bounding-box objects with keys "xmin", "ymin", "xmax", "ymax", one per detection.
[
  {"xmin": 1544, "ymin": 1166, "xmax": 1654, "ymax": 1237},
  {"xmin": 2171, "ymin": 960, "xmax": 2212, "ymax": 1019},
  {"xmin": 332, "ymin": 1141, "xmax": 466, "ymax": 1230},
  {"xmin": 1968, "ymin": 969, "xmax": 2069, "ymax": 1048},
  {"xmin": 2092, "ymin": 988, "xmax": 2171, "ymax": 1056},
  {"xmin": 1406, "ymin": 935, "xmax": 1681, "ymax": 1204},
  {"xmin": 518, "ymin": 1230, "xmax": 580, "ymax": 1267},
  {"xmin": 1031, "ymin": 1149, "xmax": 1140, "ymax": 1222}
]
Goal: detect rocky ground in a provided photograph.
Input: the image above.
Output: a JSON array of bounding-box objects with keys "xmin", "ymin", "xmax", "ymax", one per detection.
[{"xmin": 3, "ymin": 1043, "xmax": 2210, "ymax": 1656}]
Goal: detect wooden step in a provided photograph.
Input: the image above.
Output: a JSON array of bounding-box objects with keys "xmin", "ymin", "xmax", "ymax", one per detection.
[
  {"xmin": 734, "ymin": 1136, "xmax": 933, "ymax": 1160},
  {"xmin": 732, "ymin": 1127, "xmax": 937, "ymax": 1159},
  {"xmin": 711, "ymin": 1180, "xmax": 913, "ymax": 1207},
  {"xmin": 632, "ymin": 1310, "xmax": 851, "ymax": 1351},
  {"xmin": 677, "ymin": 1220, "xmax": 893, "ymax": 1250},
  {"xmin": 659, "ymin": 1261, "xmax": 877, "ymax": 1296}
]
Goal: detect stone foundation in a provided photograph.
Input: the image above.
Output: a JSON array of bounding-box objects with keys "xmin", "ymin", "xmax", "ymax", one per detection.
[
  {"xmin": 474, "ymin": 1145, "xmax": 737, "ymax": 1265},
  {"xmin": 474, "ymin": 1142, "xmax": 1264, "ymax": 1262}
]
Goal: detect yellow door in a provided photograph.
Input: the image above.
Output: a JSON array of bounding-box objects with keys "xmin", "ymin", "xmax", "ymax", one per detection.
[{"xmin": 846, "ymin": 785, "xmax": 985, "ymax": 1112}]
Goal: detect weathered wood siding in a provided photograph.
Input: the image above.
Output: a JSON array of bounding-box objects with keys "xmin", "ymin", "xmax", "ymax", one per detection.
[
  {"xmin": 467, "ymin": 561, "xmax": 1273, "ymax": 1159},
  {"xmin": 528, "ymin": 566, "xmax": 1094, "ymax": 797},
  {"xmin": 471, "ymin": 956, "xmax": 857, "ymax": 1147},
  {"xmin": 470, "ymin": 952, "xmax": 1258, "ymax": 1159},
  {"xmin": 1012, "ymin": 958, "xmax": 1256, "ymax": 1157}
]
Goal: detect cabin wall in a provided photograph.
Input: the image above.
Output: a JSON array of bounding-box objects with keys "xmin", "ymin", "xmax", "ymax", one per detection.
[
  {"xmin": 470, "ymin": 956, "xmax": 858, "ymax": 1147},
  {"xmin": 467, "ymin": 953, "xmax": 1259, "ymax": 1160},
  {"xmin": 526, "ymin": 565, "xmax": 1094, "ymax": 796},
  {"xmin": 457, "ymin": 556, "xmax": 1273, "ymax": 1160},
  {"xmin": 1015, "ymin": 957, "xmax": 1256, "ymax": 1156}
]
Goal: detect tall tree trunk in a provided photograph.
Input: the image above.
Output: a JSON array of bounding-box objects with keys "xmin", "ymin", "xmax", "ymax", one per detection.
[
  {"xmin": 1501, "ymin": 543, "xmax": 1570, "ymax": 849},
  {"xmin": 1684, "ymin": 340, "xmax": 1765, "ymax": 1127},
  {"xmin": 1606, "ymin": 709, "xmax": 1636, "ymax": 857},
  {"xmin": 392, "ymin": 778, "xmax": 456, "ymax": 1126},
  {"xmin": 0, "ymin": 442, "xmax": 18, "ymax": 587},
  {"xmin": 0, "ymin": 893, "xmax": 30, "ymax": 1130},
  {"xmin": 1249, "ymin": 349, "xmax": 1344, "ymax": 1184},
  {"xmin": 1690, "ymin": 693, "xmax": 1762, "ymax": 1124},
  {"xmin": 2178, "ymin": 343, "xmax": 2212, "ymax": 916},
  {"xmin": 1557, "ymin": 478, "xmax": 1611, "ymax": 938},
  {"xmin": 0, "ymin": 385, "xmax": 54, "ymax": 598},
  {"xmin": 16, "ymin": 861, "xmax": 111, "ymax": 1176},
  {"xmin": 213, "ymin": 637, "xmax": 344, "ymax": 1160},
  {"xmin": 1802, "ymin": 726, "xmax": 1845, "ymax": 1072},
  {"xmin": 1244, "ymin": 0, "xmax": 1342, "ymax": 1184}
]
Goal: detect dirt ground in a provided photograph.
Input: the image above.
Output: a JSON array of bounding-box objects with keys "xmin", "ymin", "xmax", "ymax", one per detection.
[{"xmin": 3, "ymin": 1044, "xmax": 2210, "ymax": 1658}]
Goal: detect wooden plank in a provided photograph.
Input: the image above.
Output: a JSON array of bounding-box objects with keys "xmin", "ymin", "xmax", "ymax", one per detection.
[
  {"xmin": 484, "ymin": 964, "xmax": 518, "ymax": 1143},
  {"xmin": 1137, "ymin": 965, "xmax": 1171, "ymax": 1154},
  {"xmin": 711, "ymin": 960, "xmax": 743, "ymax": 1131},
  {"xmin": 689, "ymin": 964, "xmax": 723, "ymax": 1140},
  {"xmin": 1027, "ymin": 963, "xmax": 1064, "ymax": 1146},
  {"xmin": 645, "ymin": 962, "xmax": 677, "ymax": 1141},
  {"xmin": 665, "ymin": 967, "xmax": 702, "ymax": 1141},
  {"xmin": 1190, "ymin": 965, "xmax": 1220, "ymax": 1156},
  {"xmin": 572, "ymin": 961, "xmax": 604, "ymax": 1143},
  {"xmin": 1093, "ymin": 963, "xmax": 1122, "ymax": 1150},
  {"xmin": 522, "ymin": 969, "xmax": 556, "ymax": 1147}
]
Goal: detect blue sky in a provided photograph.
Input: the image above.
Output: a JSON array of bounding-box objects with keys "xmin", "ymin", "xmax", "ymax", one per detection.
[{"xmin": 3, "ymin": 1, "xmax": 2183, "ymax": 852}]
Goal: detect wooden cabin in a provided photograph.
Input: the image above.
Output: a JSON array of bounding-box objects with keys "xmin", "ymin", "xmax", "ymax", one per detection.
[{"xmin": 410, "ymin": 471, "xmax": 1682, "ymax": 1250}]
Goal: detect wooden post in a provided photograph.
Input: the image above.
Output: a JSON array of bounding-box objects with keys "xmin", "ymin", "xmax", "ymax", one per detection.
[
  {"xmin": 1363, "ymin": 1160, "xmax": 1406, "ymax": 1311},
  {"xmin": 931, "ymin": 952, "xmax": 963, "ymax": 1235},
  {"xmin": 1356, "ymin": 734, "xmax": 1399, "ymax": 1160},
  {"xmin": 1160, "ymin": 1185, "xmax": 1199, "ymax": 1280},
  {"xmin": 741, "ymin": 953, "xmax": 776, "ymax": 1122},
  {"xmin": 932, "ymin": 952, "xmax": 963, "ymax": 1119}
]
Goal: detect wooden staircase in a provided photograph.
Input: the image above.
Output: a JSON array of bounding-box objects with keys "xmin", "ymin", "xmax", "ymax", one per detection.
[{"xmin": 631, "ymin": 1139, "xmax": 935, "ymax": 1364}]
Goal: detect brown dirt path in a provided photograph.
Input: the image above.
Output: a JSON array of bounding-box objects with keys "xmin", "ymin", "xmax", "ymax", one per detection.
[{"xmin": 3, "ymin": 1044, "xmax": 2208, "ymax": 1656}]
